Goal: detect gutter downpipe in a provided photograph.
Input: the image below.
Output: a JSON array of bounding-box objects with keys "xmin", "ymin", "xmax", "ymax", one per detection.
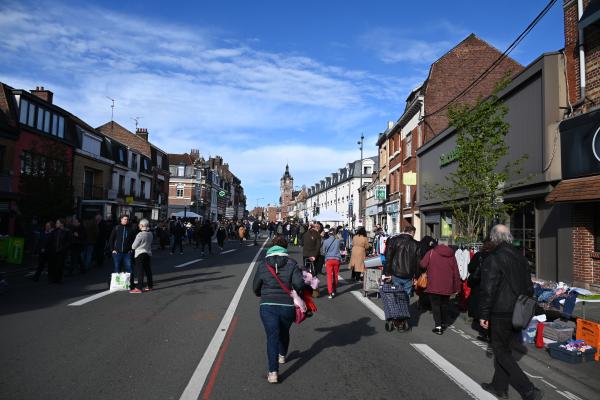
[{"xmin": 573, "ymin": 0, "xmax": 587, "ymax": 110}]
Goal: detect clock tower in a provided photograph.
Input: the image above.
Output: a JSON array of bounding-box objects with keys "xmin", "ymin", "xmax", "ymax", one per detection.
[{"xmin": 280, "ymin": 164, "xmax": 293, "ymax": 219}]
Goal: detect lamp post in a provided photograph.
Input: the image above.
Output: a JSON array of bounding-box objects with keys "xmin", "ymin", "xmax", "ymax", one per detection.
[{"xmin": 357, "ymin": 133, "xmax": 364, "ymax": 226}]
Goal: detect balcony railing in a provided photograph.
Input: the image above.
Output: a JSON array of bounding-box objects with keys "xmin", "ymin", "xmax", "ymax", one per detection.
[{"xmin": 82, "ymin": 184, "xmax": 106, "ymax": 200}]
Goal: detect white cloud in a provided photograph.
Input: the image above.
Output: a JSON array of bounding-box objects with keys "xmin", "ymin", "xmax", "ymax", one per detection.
[{"xmin": 0, "ymin": 1, "xmax": 419, "ymax": 203}]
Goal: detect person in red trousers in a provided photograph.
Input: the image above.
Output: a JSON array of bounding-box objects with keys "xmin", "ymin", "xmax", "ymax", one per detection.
[{"xmin": 320, "ymin": 228, "xmax": 341, "ymax": 299}]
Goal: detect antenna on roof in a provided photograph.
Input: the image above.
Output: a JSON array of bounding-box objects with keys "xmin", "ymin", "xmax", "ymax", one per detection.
[
  {"xmin": 105, "ymin": 96, "xmax": 116, "ymax": 122},
  {"xmin": 131, "ymin": 116, "xmax": 142, "ymax": 131}
]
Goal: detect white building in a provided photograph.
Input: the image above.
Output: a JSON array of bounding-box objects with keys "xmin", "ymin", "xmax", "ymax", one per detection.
[{"xmin": 304, "ymin": 157, "xmax": 378, "ymax": 227}]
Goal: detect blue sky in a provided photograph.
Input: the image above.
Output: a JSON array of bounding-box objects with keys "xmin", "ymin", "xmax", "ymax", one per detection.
[{"xmin": 0, "ymin": 0, "xmax": 564, "ymax": 206}]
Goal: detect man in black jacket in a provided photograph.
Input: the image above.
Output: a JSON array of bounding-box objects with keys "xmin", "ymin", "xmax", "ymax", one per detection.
[
  {"xmin": 479, "ymin": 224, "xmax": 541, "ymax": 400},
  {"xmin": 108, "ymin": 215, "xmax": 134, "ymax": 273}
]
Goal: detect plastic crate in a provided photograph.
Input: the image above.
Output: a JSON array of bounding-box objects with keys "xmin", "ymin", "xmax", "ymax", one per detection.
[{"xmin": 547, "ymin": 343, "xmax": 597, "ymax": 364}]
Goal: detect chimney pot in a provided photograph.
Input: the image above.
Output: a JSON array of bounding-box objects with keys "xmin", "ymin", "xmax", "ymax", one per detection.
[{"xmin": 30, "ymin": 86, "xmax": 53, "ymax": 104}]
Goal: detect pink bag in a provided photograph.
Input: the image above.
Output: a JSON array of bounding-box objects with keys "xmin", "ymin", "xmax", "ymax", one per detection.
[{"xmin": 266, "ymin": 263, "xmax": 307, "ymax": 324}]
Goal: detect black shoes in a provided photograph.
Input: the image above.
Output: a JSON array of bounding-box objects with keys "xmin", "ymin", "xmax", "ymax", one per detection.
[
  {"xmin": 480, "ymin": 383, "xmax": 508, "ymax": 399},
  {"xmin": 525, "ymin": 388, "xmax": 544, "ymax": 400},
  {"xmin": 432, "ymin": 327, "xmax": 443, "ymax": 335}
]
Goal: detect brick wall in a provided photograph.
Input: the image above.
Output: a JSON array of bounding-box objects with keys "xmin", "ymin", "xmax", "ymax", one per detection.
[
  {"xmin": 422, "ymin": 35, "xmax": 523, "ymax": 142},
  {"xmin": 572, "ymin": 204, "xmax": 599, "ymax": 286},
  {"xmin": 563, "ymin": 0, "xmax": 600, "ymax": 109}
]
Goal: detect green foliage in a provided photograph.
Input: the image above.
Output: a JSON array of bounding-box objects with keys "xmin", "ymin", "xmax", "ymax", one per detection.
[{"xmin": 427, "ymin": 78, "xmax": 528, "ymax": 242}]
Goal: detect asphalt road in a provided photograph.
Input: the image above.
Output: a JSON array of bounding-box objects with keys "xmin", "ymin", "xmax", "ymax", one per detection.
[{"xmin": 0, "ymin": 238, "xmax": 596, "ymax": 400}]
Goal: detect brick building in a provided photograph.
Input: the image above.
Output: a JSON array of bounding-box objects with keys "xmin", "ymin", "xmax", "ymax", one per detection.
[{"xmin": 546, "ymin": 0, "xmax": 600, "ymax": 289}]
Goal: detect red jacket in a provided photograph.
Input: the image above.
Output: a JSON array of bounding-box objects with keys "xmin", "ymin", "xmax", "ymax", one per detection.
[{"xmin": 420, "ymin": 245, "xmax": 461, "ymax": 296}]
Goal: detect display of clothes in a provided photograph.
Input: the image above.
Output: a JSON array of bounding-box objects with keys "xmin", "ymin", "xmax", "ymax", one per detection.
[{"xmin": 454, "ymin": 247, "xmax": 470, "ymax": 280}]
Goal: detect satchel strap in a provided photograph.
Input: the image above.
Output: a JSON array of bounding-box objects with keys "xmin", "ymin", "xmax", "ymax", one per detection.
[{"xmin": 265, "ymin": 263, "xmax": 291, "ymax": 295}]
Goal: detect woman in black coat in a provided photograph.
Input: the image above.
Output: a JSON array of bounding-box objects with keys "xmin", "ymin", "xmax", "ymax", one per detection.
[{"xmin": 467, "ymin": 240, "xmax": 493, "ymax": 341}]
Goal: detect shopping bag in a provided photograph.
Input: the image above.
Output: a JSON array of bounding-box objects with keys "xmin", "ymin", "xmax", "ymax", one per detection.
[{"xmin": 110, "ymin": 272, "xmax": 130, "ymax": 291}]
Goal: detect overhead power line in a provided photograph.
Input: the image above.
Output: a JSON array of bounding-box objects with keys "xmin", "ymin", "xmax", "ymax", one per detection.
[{"xmin": 423, "ymin": 0, "xmax": 559, "ymax": 119}]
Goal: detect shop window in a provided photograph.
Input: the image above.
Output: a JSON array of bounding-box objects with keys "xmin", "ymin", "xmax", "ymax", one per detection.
[{"xmin": 510, "ymin": 203, "xmax": 536, "ymax": 272}]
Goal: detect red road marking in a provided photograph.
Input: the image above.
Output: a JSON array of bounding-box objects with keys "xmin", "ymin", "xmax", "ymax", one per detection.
[{"xmin": 201, "ymin": 316, "xmax": 239, "ymax": 400}]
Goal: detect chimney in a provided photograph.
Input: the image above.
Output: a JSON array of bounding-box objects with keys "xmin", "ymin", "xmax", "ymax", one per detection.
[
  {"xmin": 30, "ymin": 86, "xmax": 53, "ymax": 104},
  {"xmin": 190, "ymin": 149, "xmax": 200, "ymax": 159},
  {"xmin": 135, "ymin": 127, "xmax": 149, "ymax": 141}
]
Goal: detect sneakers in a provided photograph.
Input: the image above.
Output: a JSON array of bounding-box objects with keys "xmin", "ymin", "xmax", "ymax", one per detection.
[
  {"xmin": 129, "ymin": 288, "xmax": 142, "ymax": 294},
  {"xmin": 328, "ymin": 292, "xmax": 335, "ymax": 299},
  {"xmin": 278, "ymin": 354, "xmax": 286, "ymax": 364},
  {"xmin": 143, "ymin": 287, "xmax": 153, "ymax": 292},
  {"xmin": 432, "ymin": 327, "xmax": 443, "ymax": 335},
  {"xmin": 480, "ymin": 383, "xmax": 509, "ymax": 399},
  {"xmin": 267, "ymin": 372, "xmax": 278, "ymax": 384}
]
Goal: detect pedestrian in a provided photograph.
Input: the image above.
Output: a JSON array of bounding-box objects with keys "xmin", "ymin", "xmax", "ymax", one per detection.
[
  {"xmin": 130, "ymin": 219, "xmax": 154, "ymax": 293},
  {"xmin": 32, "ymin": 221, "xmax": 54, "ymax": 282},
  {"xmin": 170, "ymin": 218, "xmax": 185, "ymax": 255},
  {"xmin": 276, "ymin": 222, "xmax": 283, "ymax": 236},
  {"xmin": 199, "ymin": 220, "xmax": 214, "ymax": 255},
  {"xmin": 479, "ymin": 225, "xmax": 541, "ymax": 400},
  {"xmin": 93, "ymin": 214, "xmax": 108, "ymax": 268},
  {"xmin": 320, "ymin": 228, "xmax": 341, "ymax": 299},
  {"xmin": 348, "ymin": 226, "xmax": 369, "ymax": 281},
  {"xmin": 252, "ymin": 235, "xmax": 304, "ymax": 384},
  {"xmin": 252, "ymin": 219, "xmax": 260, "ymax": 246},
  {"xmin": 420, "ymin": 239, "xmax": 461, "ymax": 335},
  {"xmin": 382, "ymin": 225, "xmax": 420, "ymax": 331},
  {"xmin": 467, "ymin": 239, "xmax": 493, "ymax": 341},
  {"xmin": 48, "ymin": 218, "xmax": 70, "ymax": 284},
  {"xmin": 301, "ymin": 223, "xmax": 321, "ymax": 277},
  {"xmin": 238, "ymin": 223, "xmax": 246, "ymax": 246},
  {"xmin": 68, "ymin": 217, "xmax": 87, "ymax": 275},
  {"xmin": 82, "ymin": 217, "xmax": 98, "ymax": 270},
  {"xmin": 416, "ymin": 235, "xmax": 436, "ymax": 310},
  {"xmin": 216, "ymin": 224, "xmax": 227, "ymax": 250},
  {"xmin": 108, "ymin": 215, "xmax": 134, "ymax": 274},
  {"xmin": 268, "ymin": 221, "xmax": 275, "ymax": 239}
]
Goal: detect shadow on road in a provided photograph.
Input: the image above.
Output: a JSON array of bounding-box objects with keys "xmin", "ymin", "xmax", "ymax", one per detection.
[{"xmin": 279, "ymin": 317, "xmax": 376, "ymax": 382}]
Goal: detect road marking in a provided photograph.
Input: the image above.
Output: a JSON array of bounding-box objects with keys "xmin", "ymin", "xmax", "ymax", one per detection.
[
  {"xmin": 351, "ymin": 290, "xmax": 385, "ymax": 320},
  {"xmin": 202, "ymin": 316, "xmax": 238, "ymax": 400},
  {"xmin": 68, "ymin": 290, "xmax": 113, "ymax": 306},
  {"xmin": 411, "ymin": 344, "xmax": 496, "ymax": 400},
  {"xmin": 174, "ymin": 259, "xmax": 203, "ymax": 268},
  {"xmin": 179, "ymin": 240, "xmax": 267, "ymax": 400},
  {"xmin": 220, "ymin": 249, "xmax": 236, "ymax": 254}
]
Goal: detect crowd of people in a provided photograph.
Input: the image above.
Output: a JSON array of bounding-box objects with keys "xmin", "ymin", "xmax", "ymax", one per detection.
[{"xmin": 254, "ymin": 222, "xmax": 542, "ymax": 399}]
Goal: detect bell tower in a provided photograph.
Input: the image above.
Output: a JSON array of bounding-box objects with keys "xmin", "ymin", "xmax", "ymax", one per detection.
[{"xmin": 280, "ymin": 164, "xmax": 293, "ymax": 219}]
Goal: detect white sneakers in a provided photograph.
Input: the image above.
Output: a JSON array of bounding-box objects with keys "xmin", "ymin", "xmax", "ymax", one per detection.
[
  {"xmin": 278, "ymin": 354, "xmax": 286, "ymax": 364},
  {"xmin": 267, "ymin": 372, "xmax": 278, "ymax": 384}
]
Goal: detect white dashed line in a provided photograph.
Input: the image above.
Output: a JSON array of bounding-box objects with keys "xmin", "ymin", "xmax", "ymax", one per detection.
[
  {"xmin": 174, "ymin": 259, "xmax": 203, "ymax": 268},
  {"xmin": 68, "ymin": 290, "xmax": 113, "ymax": 306}
]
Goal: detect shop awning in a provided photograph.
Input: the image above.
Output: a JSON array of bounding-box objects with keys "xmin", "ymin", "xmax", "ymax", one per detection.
[{"xmin": 546, "ymin": 175, "xmax": 600, "ymax": 203}]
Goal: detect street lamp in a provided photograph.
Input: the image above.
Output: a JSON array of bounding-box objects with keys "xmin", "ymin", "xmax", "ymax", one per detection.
[{"xmin": 357, "ymin": 133, "xmax": 364, "ymax": 226}]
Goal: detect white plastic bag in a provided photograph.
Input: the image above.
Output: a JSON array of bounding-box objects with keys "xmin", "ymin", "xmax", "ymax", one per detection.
[
  {"xmin": 110, "ymin": 272, "xmax": 130, "ymax": 291},
  {"xmin": 290, "ymin": 289, "xmax": 307, "ymax": 312}
]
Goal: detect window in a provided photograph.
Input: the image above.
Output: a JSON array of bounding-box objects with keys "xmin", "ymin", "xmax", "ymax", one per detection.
[
  {"xmin": 418, "ymin": 125, "xmax": 423, "ymax": 148},
  {"xmin": 405, "ymin": 185, "xmax": 411, "ymax": 207},
  {"xmin": 131, "ymin": 153, "xmax": 138, "ymax": 170},
  {"xmin": 19, "ymin": 99, "xmax": 29, "ymax": 124},
  {"xmin": 142, "ymin": 158, "xmax": 150, "ymax": 172},
  {"xmin": 364, "ymin": 166, "xmax": 371, "ymax": 174},
  {"xmin": 118, "ymin": 148, "xmax": 126, "ymax": 163},
  {"xmin": 176, "ymin": 184, "xmax": 184, "ymax": 198},
  {"xmin": 52, "ymin": 116, "xmax": 58, "ymax": 136},
  {"xmin": 82, "ymin": 134, "xmax": 101, "ymax": 156},
  {"xmin": 130, "ymin": 178, "xmax": 136, "ymax": 196},
  {"xmin": 20, "ymin": 151, "xmax": 64, "ymax": 177},
  {"xmin": 57, "ymin": 116, "xmax": 64, "ymax": 138},
  {"xmin": 36, "ymin": 107, "xmax": 44, "ymax": 130},
  {"xmin": 405, "ymin": 135, "xmax": 412, "ymax": 159},
  {"xmin": 119, "ymin": 175, "xmax": 125, "ymax": 194},
  {"xmin": 177, "ymin": 166, "xmax": 185, "ymax": 177},
  {"xmin": 44, "ymin": 110, "xmax": 50, "ymax": 133},
  {"xmin": 140, "ymin": 181, "xmax": 146, "ymax": 199},
  {"xmin": 27, "ymin": 103, "xmax": 36, "ymax": 126}
]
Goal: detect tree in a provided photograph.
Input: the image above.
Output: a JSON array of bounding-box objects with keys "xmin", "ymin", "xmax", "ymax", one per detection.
[
  {"xmin": 426, "ymin": 79, "xmax": 527, "ymax": 242},
  {"xmin": 18, "ymin": 140, "xmax": 74, "ymax": 224}
]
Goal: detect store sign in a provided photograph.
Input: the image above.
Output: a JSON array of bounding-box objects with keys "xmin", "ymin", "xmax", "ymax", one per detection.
[
  {"xmin": 560, "ymin": 109, "xmax": 600, "ymax": 178},
  {"xmin": 218, "ymin": 190, "xmax": 226, "ymax": 197},
  {"xmin": 386, "ymin": 202, "xmax": 399, "ymax": 214},
  {"xmin": 439, "ymin": 148, "xmax": 459, "ymax": 167},
  {"xmin": 403, "ymin": 171, "xmax": 416, "ymax": 186},
  {"xmin": 375, "ymin": 185, "xmax": 387, "ymax": 200}
]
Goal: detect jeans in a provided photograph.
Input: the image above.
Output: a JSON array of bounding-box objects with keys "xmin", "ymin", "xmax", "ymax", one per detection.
[
  {"xmin": 259, "ymin": 304, "xmax": 295, "ymax": 373},
  {"xmin": 429, "ymin": 294, "xmax": 450, "ymax": 327},
  {"xmin": 392, "ymin": 276, "xmax": 413, "ymax": 297},
  {"xmin": 112, "ymin": 252, "xmax": 132, "ymax": 273},
  {"xmin": 489, "ymin": 317, "xmax": 535, "ymax": 397},
  {"xmin": 171, "ymin": 237, "xmax": 183, "ymax": 253},
  {"xmin": 325, "ymin": 259, "xmax": 340, "ymax": 295},
  {"xmin": 201, "ymin": 240, "xmax": 212, "ymax": 254},
  {"xmin": 83, "ymin": 245, "xmax": 94, "ymax": 268}
]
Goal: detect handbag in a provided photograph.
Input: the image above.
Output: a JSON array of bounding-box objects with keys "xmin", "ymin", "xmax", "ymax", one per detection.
[
  {"xmin": 501, "ymin": 263, "xmax": 536, "ymax": 330},
  {"xmin": 265, "ymin": 263, "xmax": 307, "ymax": 324},
  {"xmin": 416, "ymin": 272, "xmax": 428, "ymax": 290}
]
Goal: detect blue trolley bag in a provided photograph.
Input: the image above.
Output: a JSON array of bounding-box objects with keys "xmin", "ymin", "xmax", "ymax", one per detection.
[{"xmin": 379, "ymin": 281, "xmax": 410, "ymax": 320}]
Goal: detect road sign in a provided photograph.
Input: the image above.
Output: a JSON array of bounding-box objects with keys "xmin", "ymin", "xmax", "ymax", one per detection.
[{"xmin": 218, "ymin": 190, "xmax": 226, "ymax": 197}]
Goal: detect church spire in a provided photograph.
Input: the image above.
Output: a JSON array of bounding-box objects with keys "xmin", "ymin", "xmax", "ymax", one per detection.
[{"xmin": 281, "ymin": 164, "xmax": 293, "ymax": 180}]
